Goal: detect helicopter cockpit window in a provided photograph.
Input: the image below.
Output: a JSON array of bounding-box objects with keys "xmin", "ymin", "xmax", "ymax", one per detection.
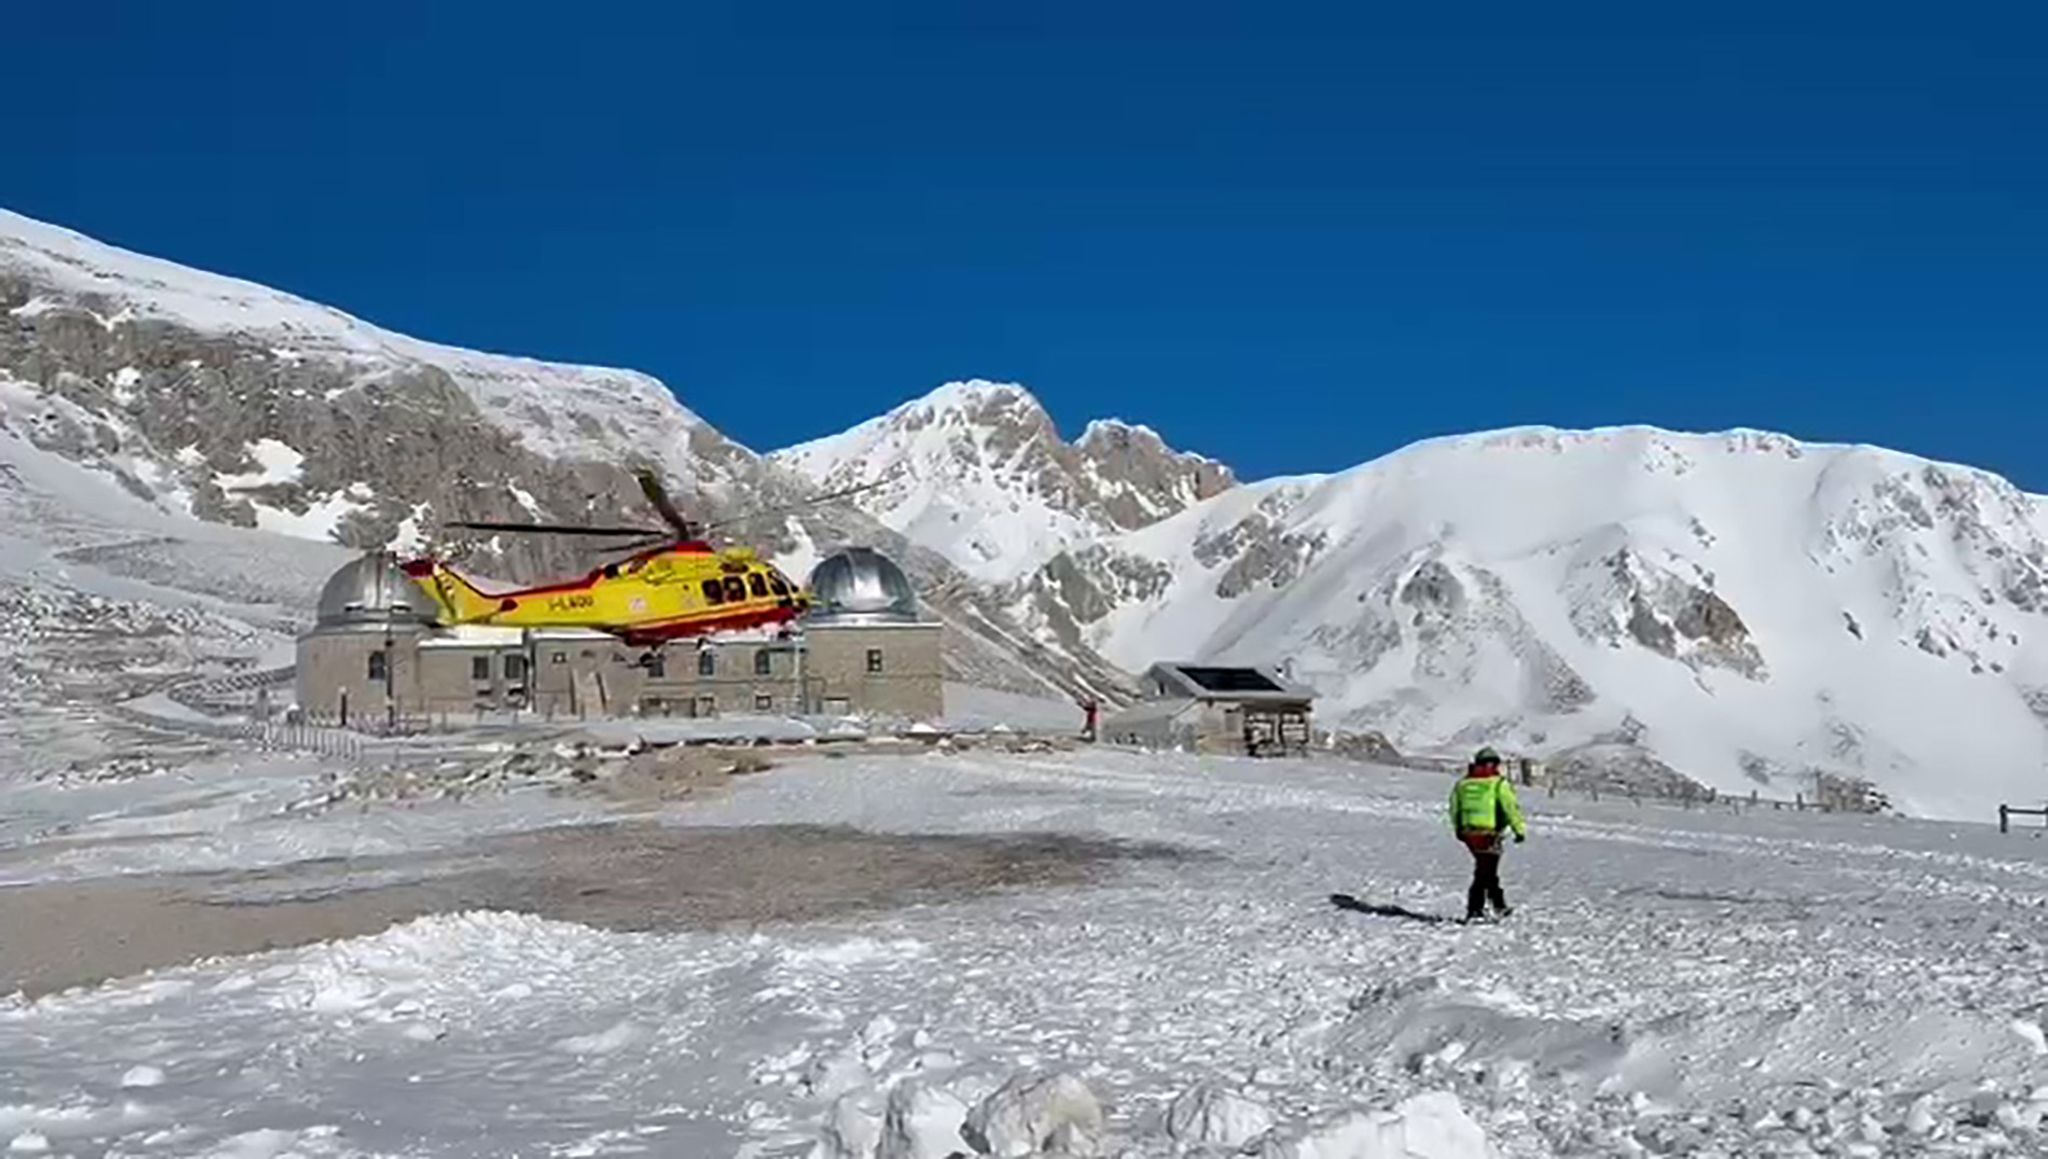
[
  {"xmin": 748, "ymin": 573, "xmax": 767, "ymax": 598},
  {"xmin": 701, "ymin": 579, "xmax": 725, "ymax": 605},
  {"xmin": 768, "ymin": 574, "xmax": 790, "ymax": 596},
  {"xmin": 722, "ymin": 575, "xmax": 747, "ymax": 602}
]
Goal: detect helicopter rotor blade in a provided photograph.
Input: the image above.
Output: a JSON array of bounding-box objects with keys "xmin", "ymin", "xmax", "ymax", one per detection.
[
  {"xmin": 699, "ymin": 477, "xmax": 894, "ymax": 533},
  {"xmin": 635, "ymin": 468, "xmax": 699, "ymax": 537},
  {"xmin": 444, "ymin": 520, "xmax": 672, "ymax": 538}
]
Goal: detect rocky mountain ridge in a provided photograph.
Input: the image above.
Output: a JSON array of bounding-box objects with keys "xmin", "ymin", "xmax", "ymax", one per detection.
[
  {"xmin": 0, "ymin": 208, "xmax": 1131, "ymax": 702},
  {"xmin": 771, "ymin": 380, "xmax": 1234, "ymax": 583}
]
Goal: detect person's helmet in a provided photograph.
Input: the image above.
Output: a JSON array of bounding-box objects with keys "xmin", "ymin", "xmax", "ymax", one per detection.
[{"xmin": 1472, "ymin": 746, "xmax": 1502, "ymax": 767}]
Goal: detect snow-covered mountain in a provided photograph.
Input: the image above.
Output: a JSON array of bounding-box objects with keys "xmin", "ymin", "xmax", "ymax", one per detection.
[
  {"xmin": 779, "ymin": 385, "xmax": 2048, "ymax": 817},
  {"xmin": 1018, "ymin": 426, "xmax": 2048, "ymax": 817},
  {"xmin": 0, "ymin": 208, "xmax": 1133, "ymax": 702},
  {"xmin": 10, "ymin": 204, "xmax": 2045, "ymax": 816},
  {"xmin": 771, "ymin": 380, "xmax": 1234, "ymax": 583}
]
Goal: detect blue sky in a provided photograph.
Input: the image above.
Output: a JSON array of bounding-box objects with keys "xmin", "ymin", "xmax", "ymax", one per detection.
[{"xmin": 6, "ymin": 2, "xmax": 2045, "ymax": 486}]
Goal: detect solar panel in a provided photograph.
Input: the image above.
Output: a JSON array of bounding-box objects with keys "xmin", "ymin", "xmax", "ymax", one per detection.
[{"xmin": 1176, "ymin": 665, "xmax": 1283, "ymax": 693}]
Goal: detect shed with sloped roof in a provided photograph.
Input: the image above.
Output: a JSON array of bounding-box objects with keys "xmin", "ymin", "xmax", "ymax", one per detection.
[{"xmin": 1100, "ymin": 662, "xmax": 1315, "ymax": 756}]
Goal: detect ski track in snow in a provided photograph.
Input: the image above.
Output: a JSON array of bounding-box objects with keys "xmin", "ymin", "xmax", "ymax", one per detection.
[{"xmin": 4, "ymin": 749, "xmax": 2048, "ymax": 1157}]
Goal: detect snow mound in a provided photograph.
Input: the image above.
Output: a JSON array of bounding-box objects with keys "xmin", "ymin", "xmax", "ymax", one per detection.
[{"xmin": 1254, "ymin": 1092, "xmax": 1497, "ymax": 1159}]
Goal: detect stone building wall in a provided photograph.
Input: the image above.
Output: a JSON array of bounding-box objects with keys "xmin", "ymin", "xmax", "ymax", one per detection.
[
  {"xmin": 295, "ymin": 629, "xmax": 425, "ymax": 727},
  {"xmin": 297, "ymin": 626, "xmax": 945, "ymax": 724},
  {"xmin": 803, "ymin": 623, "xmax": 943, "ymax": 719}
]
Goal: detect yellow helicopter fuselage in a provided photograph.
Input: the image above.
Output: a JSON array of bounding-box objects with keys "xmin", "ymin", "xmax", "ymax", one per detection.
[{"xmin": 401, "ymin": 543, "xmax": 808, "ymax": 645}]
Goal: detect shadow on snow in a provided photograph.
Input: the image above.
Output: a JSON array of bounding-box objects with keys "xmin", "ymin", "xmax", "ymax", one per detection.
[{"xmin": 1327, "ymin": 893, "xmax": 1454, "ymax": 925}]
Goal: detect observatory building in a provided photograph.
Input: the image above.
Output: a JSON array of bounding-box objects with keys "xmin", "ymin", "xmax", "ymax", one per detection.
[{"xmin": 294, "ymin": 546, "xmax": 944, "ymax": 727}]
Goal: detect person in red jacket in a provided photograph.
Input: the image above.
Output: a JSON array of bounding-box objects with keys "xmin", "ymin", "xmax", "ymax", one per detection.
[{"xmin": 1449, "ymin": 747, "xmax": 1528, "ymax": 923}]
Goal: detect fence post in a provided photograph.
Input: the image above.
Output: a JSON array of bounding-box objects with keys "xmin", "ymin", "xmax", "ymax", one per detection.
[{"xmin": 2001, "ymin": 804, "xmax": 2010, "ymax": 834}]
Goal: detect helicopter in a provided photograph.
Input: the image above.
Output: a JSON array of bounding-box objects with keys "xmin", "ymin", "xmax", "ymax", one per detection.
[{"xmin": 400, "ymin": 469, "xmax": 879, "ymax": 654}]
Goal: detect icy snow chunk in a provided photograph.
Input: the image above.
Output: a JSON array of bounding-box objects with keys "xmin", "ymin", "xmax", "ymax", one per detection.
[
  {"xmin": 802, "ymin": 1048, "xmax": 873, "ymax": 1102},
  {"xmin": 118, "ymin": 1064, "xmax": 165, "ymax": 1089},
  {"xmin": 1166, "ymin": 1083, "xmax": 1274, "ymax": 1148},
  {"xmin": 814, "ymin": 1089, "xmax": 885, "ymax": 1159},
  {"xmin": 552, "ymin": 1020, "xmax": 646, "ymax": 1056},
  {"xmin": 878, "ymin": 1079, "xmax": 969, "ymax": 1159},
  {"xmin": 194, "ymin": 1127, "xmax": 331, "ymax": 1158},
  {"xmin": 304, "ymin": 974, "xmax": 385, "ymax": 1014},
  {"xmin": 5, "ymin": 1135, "xmax": 49, "ymax": 1155},
  {"xmin": 1255, "ymin": 1092, "xmax": 1496, "ymax": 1159},
  {"xmin": 860, "ymin": 1014, "xmax": 901, "ymax": 1049},
  {"xmin": 962, "ymin": 1071, "xmax": 1104, "ymax": 1157}
]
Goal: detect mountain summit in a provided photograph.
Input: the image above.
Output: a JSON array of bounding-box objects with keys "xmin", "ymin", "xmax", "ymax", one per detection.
[{"xmin": 771, "ymin": 380, "xmax": 1234, "ymax": 583}]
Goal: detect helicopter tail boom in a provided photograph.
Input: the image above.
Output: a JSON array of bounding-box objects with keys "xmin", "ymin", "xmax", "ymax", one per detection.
[{"xmin": 399, "ymin": 559, "xmax": 508, "ymax": 625}]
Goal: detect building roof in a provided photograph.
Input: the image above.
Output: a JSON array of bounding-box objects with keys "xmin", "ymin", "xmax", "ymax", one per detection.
[
  {"xmin": 806, "ymin": 546, "xmax": 922, "ymax": 626},
  {"xmin": 1140, "ymin": 662, "xmax": 1315, "ymax": 704},
  {"xmin": 527, "ymin": 627, "xmax": 623, "ymax": 642},
  {"xmin": 314, "ymin": 551, "xmax": 442, "ymax": 631},
  {"xmin": 417, "ymin": 624, "xmax": 527, "ymax": 649}
]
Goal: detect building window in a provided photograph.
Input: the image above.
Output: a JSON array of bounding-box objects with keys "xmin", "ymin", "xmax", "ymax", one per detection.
[
  {"xmin": 753, "ymin": 650, "xmax": 772, "ymax": 676},
  {"xmin": 697, "ymin": 694, "xmax": 716, "ymax": 716},
  {"xmin": 701, "ymin": 578, "xmax": 724, "ymax": 605},
  {"xmin": 505, "ymin": 655, "xmax": 527, "ymax": 681},
  {"xmin": 866, "ymin": 647, "xmax": 884, "ymax": 674},
  {"xmin": 551, "ymin": 651, "xmax": 567, "ymax": 665},
  {"xmin": 647, "ymin": 654, "xmax": 666, "ymax": 678},
  {"xmin": 366, "ymin": 651, "xmax": 387, "ymax": 681},
  {"xmin": 754, "ymin": 693, "xmax": 773, "ymax": 711},
  {"xmin": 698, "ymin": 650, "xmax": 716, "ymax": 677},
  {"xmin": 471, "ymin": 656, "xmax": 491, "ymax": 681}
]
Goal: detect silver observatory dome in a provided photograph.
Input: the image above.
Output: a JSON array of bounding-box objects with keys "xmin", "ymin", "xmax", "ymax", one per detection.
[
  {"xmin": 805, "ymin": 547, "xmax": 921, "ymax": 625},
  {"xmin": 315, "ymin": 551, "xmax": 442, "ymax": 630}
]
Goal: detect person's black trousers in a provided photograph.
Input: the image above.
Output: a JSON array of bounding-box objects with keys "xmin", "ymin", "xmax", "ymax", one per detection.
[{"xmin": 1467, "ymin": 847, "xmax": 1507, "ymax": 918}]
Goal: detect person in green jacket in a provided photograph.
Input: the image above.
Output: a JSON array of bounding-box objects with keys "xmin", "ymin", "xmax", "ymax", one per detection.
[{"xmin": 1449, "ymin": 746, "xmax": 1527, "ymax": 922}]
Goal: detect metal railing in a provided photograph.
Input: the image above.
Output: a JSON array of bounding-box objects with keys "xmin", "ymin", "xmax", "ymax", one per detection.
[{"xmin": 1999, "ymin": 804, "xmax": 2048, "ymax": 834}]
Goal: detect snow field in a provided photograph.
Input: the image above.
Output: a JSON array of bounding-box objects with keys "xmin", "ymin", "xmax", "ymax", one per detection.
[{"xmin": 4, "ymin": 748, "xmax": 2047, "ymax": 1156}]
